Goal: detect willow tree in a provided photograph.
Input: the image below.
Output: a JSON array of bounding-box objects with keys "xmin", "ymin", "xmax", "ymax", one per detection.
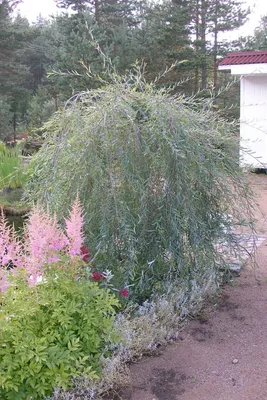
[{"xmin": 26, "ymin": 69, "xmax": 254, "ymax": 301}]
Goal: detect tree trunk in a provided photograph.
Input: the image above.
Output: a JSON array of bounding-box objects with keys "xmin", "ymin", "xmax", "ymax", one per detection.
[
  {"xmin": 200, "ymin": 0, "xmax": 207, "ymax": 90},
  {"xmin": 55, "ymin": 94, "xmax": 59, "ymax": 111},
  {"xmin": 13, "ymin": 112, "xmax": 16, "ymax": 143},
  {"xmin": 213, "ymin": 0, "xmax": 218, "ymax": 89},
  {"xmin": 194, "ymin": 0, "xmax": 200, "ymax": 93},
  {"xmin": 94, "ymin": 0, "xmax": 100, "ymax": 24}
]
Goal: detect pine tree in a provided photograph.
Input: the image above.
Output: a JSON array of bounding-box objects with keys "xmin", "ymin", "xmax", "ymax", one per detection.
[
  {"xmin": 0, "ymin": 2, "xmax": 31, "ymax": 139},
  {"xmin": 190, "ymin": 0, "xmax": 249, "ymax": 91},
  {"xmin": 252, "ymin": 16, "xmax": 267, "ymax": 50},
  {"xmin": 208, "ymin": 0, "xmax": 250, "ymax": 88},
  {"xmin": 55, "ymin": 0, "xmax": 140, "ymax": 26}
]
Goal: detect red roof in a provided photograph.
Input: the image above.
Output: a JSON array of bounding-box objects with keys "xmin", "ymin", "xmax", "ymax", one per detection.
[{"xmin": 219, "ymin": 51, "xmax": 267, "ymax": 66}]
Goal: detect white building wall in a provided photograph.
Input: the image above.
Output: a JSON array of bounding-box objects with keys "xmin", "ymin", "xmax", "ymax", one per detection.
[
  {"xmin": 230, "ymin": 64, "xmax": 267, "ymax": 75},
  {"xmin": 240, "ymin": 76, "xmax": 267, "ymax": 168},
  {"xmin": 219, "ymin": 64, "xmax": 267, "ymax": 75}
]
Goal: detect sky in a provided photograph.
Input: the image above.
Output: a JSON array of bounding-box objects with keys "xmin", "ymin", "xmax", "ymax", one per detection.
[
  {"xmin": 237, "ymin": 0, "xmax": 267, "ymax": 37},
  {"xmin": 17, "ymin": 0, "xmax": 61, "ymax": 21},
  {"xmin": 17, "ymin": 0, "xmax": 267, "ymax": 38}
]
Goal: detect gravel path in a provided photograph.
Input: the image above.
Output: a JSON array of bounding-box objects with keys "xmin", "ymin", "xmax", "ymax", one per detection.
[{"xmin": 115, "ymin": 173, "xmax": 267, "ymax": 400}]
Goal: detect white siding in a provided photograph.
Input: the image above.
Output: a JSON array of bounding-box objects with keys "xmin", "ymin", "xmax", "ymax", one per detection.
[
  {"xmin": 218, "ymin": 63, "xmax": 267, "ymax": 75},
  {"xmin": 228, "ymin": 64, "xmax": 267, "ymax": 75},
  {"xmin": 240, "ymin": 76, "xmax": 267, "ymax": 167}
]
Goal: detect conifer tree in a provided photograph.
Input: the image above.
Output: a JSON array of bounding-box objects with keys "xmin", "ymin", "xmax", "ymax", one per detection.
[
  {"xmin": 0, "ymin": 1, "xmax": 31, "ymax": 139},
  {"xmin": 190, "ymin": 0, "xmax": 249, "ymax": 90},
  {"xmin": 208, "ymin": 0, "xmax": 250, "ymax": 88}
]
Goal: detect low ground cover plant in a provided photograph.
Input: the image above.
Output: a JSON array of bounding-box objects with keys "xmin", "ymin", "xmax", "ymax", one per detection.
[{"xmin": 0, "ymin": 200, "xmax": 120, "ymax": 400}]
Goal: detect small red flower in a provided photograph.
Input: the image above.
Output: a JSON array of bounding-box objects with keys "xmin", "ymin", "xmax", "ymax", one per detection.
[
  {"xmin": 119, "ymin": 288, "xmax": 129, "ymax": 297},
  {"xmin": 91, "ymin": 271, "xmax": 103, "ymax": 281},
  {"xmin": 80, "ymin": 245, "xmax": 91, "ymax": 263}
]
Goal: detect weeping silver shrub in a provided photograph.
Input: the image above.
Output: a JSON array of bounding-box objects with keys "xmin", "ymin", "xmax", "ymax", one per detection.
[{"xmin": 26, "ymin": 77, "xmax": 254, "ymax": 301}]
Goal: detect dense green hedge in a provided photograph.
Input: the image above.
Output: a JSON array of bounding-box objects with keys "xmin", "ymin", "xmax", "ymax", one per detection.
[{"xmin": 0, "ymin": 264, "xmax": 118, "ymax": 400}]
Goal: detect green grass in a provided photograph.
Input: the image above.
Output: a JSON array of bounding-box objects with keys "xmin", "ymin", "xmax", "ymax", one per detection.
[{"xmin": 0, "ymin": 145, "xmax": 26, "ymax": 190}]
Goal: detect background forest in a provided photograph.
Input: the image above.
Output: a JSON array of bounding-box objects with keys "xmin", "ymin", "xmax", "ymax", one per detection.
[{"xmin": 1, "ymin": 0, "xmax": 266, "ymax": 142}]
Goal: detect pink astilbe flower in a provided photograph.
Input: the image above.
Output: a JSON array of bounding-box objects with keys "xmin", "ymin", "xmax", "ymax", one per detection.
[
  {"xmin": 25, "ymin": 205, "xmax": 68, "ymax": 271},
  {"xmin": 65, "ymin": 197, "xmax": 85, "ymax": 258},
  {"xmin": 0, "ymin": 210, "xmax": 24, "ymax": 269}
]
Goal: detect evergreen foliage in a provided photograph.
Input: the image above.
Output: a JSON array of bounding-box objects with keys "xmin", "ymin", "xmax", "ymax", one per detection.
[
  {"xmin": 0, "ymin": 96, "xmax": 12, "ymax": 141},
  {"xmin": 0, "ymin": 0, "xmax": 253, "ymax": 135},
  {"xmin": 27, "ymin": 87, "xmax": 58, "ymax": 131},
  {"xmin": 0, "ymin": 4, "xmax": 32, "ymax": 139},
  {"xmin": 250, "ymin": 16, "xmax": 267, "ymax": 50}
]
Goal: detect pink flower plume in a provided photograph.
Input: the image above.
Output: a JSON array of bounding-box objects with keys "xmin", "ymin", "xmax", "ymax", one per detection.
[
  {"xmin": 0, "ymin": 199, "xmax": 86, "ymax": 290},
  {"xmin": 0, "ymin": 210, "xmax": 24, "ymax": 270},
  {"xmin": 25, "ymin": 205, "xmax": 67, "ymax": 270},
  {"xmin": 65, "ymin": 197, "xmax": 85, "ymax": 258}
]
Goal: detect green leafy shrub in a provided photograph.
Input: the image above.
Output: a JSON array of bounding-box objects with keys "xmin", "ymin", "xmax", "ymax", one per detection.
[
  {"xmin": 0, "ymin": 144, "xmax": 26, "ymax": 190},
  {"xmin": 26, "ymin": 69, "xmax": 254, "ymax": 301},
  {"xmin": 0, "ymin": 201, "xmax": 120, "ymax": 400},
  {"xmin": 0, "ymin": 141, "xmax": 6, "ymax": 153},
  {"xmin": 0, "ymin": 264, "xmax": 119, "ymax": 400}
]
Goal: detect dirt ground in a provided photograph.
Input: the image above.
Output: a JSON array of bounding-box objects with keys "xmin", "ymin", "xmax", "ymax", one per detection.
[{"xmin": 116, "ymin": 173, "xmax": 267, "ymax": 400}]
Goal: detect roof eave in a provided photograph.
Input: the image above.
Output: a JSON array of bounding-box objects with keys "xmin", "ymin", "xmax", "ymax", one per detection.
[
  {"xmin": 218, "ymin": 63, "xmax": 267, "ymax": 76},
  {"xmin": 218, "ymin": 65, "xmax": 231, "ymax": 71}
]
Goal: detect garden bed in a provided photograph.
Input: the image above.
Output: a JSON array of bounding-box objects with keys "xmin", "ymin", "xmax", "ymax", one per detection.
[{"xmin": 0, "ymin": 188, "xmax": 29, "ymax": 230}]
